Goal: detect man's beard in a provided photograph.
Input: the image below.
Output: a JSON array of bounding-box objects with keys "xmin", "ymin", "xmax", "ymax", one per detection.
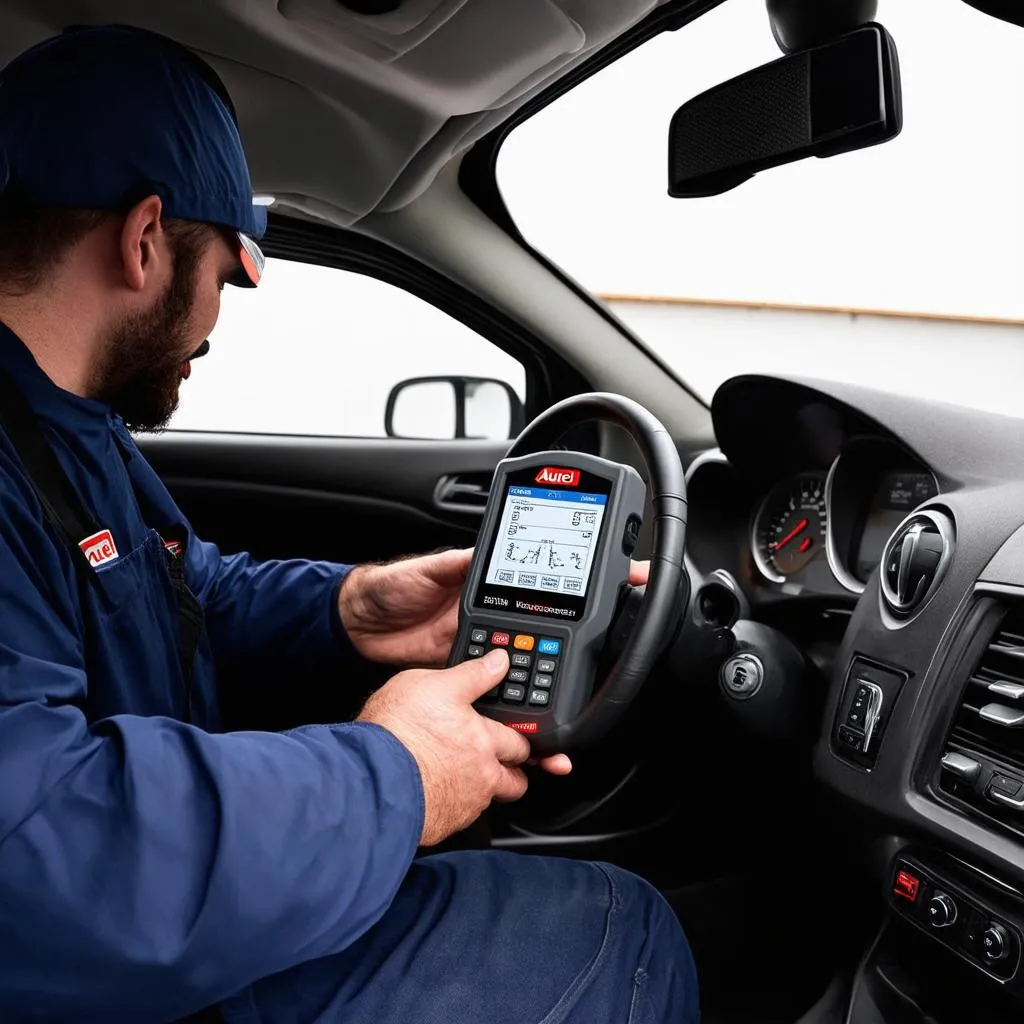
[{"xmin": 92, "ymin": 236, "xmax": 203, "ymax": 432}]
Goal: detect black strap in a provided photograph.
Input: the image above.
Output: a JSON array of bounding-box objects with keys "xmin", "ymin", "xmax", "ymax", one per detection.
[
  {"xmin": 0, "ymin": 370, "xmax": 101, "ymax": 573},
  {"xmin": 160, "ymin": 525, "xmax": 205, "ymax": 719},
  {"xmin": 0, "ymin": 368, "xmax": 203, "ymax": 718}
]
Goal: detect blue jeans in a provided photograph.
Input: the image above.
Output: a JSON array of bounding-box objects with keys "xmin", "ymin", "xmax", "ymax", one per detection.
[{"xmin": 221, "ymin": 851, "xmax": 699, "ymax": 1024}]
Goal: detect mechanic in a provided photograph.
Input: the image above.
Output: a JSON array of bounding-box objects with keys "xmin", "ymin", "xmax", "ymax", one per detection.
[{"xmin": 0, "ymin": 25, "xmax": 698, "ymax": 1024}]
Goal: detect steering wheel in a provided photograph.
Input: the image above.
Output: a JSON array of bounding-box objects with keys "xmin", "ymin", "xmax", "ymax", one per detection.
[{"xmin": 505, "ymin": 393, "xmax": 689, "ymax": 755}]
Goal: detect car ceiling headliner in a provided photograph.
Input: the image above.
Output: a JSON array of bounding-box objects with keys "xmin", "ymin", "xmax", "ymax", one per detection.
[{"xmin": 0, "ymin": 0, "xmax": 670, "ymax": 227}]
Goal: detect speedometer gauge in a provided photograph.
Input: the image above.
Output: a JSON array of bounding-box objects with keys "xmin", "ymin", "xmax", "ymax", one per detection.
[{"xmin": 752, "ymin": 474, "xmax": 828, "ymax": 583}]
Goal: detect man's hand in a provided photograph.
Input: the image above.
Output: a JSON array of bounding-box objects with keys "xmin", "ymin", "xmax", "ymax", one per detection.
[
  {"xmin": 339, "ymin": 549, "xmax": 651, "ymax": 668},
  {"xmin": 340, "ymin": 548, "xmax": 474, "ymax": 667},
  {"xmin": 359, "ymin": 649, "xmax": 541, "ymax": 846}
]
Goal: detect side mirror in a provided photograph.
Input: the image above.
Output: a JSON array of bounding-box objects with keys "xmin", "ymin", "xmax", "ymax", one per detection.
[
  {"xmin": 384, "ymin": 376, "xmax": 525, "ymax": 440},
  {"xmin": 668, "ymin": 23, "xmax": 902, "ymax": 198}
]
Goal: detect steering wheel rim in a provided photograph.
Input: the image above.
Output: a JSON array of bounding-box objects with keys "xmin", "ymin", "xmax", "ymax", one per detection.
[{"xmin": 506, "ymin": 392, "xmax": 688, "ymax": 755}]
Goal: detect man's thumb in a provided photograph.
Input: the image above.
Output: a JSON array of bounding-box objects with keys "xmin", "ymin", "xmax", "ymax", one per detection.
[{"xmin": 452, "ymin": 648, "xmax": 509, "ymax": 700}]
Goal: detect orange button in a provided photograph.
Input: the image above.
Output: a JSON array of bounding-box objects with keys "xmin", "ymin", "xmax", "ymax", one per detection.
[{"xmin": 513, "ymin": 634, "xmax": 535, "ymax": 651}]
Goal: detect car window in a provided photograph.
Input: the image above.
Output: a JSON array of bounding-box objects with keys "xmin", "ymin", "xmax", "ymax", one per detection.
[
  {"xmin": 496, "ymin": 0, "xmax": 1024, "ymax": 417},
  {"xmin": 169, "ymin": 259, "xmax": 526, "ymax": 438}
]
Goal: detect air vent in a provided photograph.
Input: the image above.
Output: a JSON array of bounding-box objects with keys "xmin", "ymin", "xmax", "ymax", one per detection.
[
  {"xmin": 880, "ymin": 510, "xmax": 954, "ymax": 618},
  {"xmin": 940, "ymin": 602, "xmax": 1024, "ymax": 831}
]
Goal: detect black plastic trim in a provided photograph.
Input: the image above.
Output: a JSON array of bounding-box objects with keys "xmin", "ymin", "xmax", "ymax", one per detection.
[
  {"xmin": 961, "ymin": 0, "xmax": 1024, "ymax": 29},
  {"xmin": 766, "ymin": 0, "xmax": 878, "ymax": 53}
]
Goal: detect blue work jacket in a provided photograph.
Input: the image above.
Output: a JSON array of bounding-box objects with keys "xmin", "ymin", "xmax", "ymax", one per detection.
[{"xmin": 0, "ymin": 325, "xmax": 424, "ymax": 1022}]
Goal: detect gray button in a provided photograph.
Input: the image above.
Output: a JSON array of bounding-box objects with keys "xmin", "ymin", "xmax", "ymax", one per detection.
[
  {"xmin": 470, "ymin": 628, "xmax": 488, "ymax": 644},
  {"xmin": 989, "ymin": 774, "xmax": 1023, "ymax": 798},
  {"xmin": 532, "ymin": 674, "xmax": 553, "ymax": 690},
  {"xmin": 528, "ymin": 689, "xmax": 550, "ymax": 706},
  {"xmin": 536, "ymin": 659, "xmax": 556, "ymax": 675},
  {"xmin": 467, "ymin": 644, "xmax": 485, "ymax": 658},
  {"xmin": 502, "ymin": 684, "xmax": 526, "ymax": 703},
  {"xmin": 511, "ymin": 653, "xmax": 532, "ymax": 668},
  {"xmin": 940, "ymin": 752, "xmax": 980, "ymax": 782},
  {"xmin": 507, "ymin": 668, "xmax": 529, "ymax": 684}
]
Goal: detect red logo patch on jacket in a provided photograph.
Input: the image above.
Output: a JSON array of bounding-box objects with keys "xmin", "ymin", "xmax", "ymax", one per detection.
[{"xmin": 79, "ymin": 529, "xmax": 119, "ymax": 567}]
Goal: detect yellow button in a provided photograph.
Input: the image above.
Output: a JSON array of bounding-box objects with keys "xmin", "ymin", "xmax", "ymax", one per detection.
[{"xmin": 513, "ymin": 634, "xmax": 535, "ymax": 651}]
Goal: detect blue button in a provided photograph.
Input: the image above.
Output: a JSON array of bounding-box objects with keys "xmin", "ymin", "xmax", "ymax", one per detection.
[{"xmin": 537, "ymin": 638, "xmax": 561, "ymax": 656}]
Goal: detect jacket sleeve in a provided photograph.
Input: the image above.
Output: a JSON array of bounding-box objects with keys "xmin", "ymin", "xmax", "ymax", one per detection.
[
  {"xmin": 0, "ymin": 484, "xmax": 424, "ymax": 1022},
  {"xmin": 186, "ymin": 533, "xmax": 361, "ymax": 673}
]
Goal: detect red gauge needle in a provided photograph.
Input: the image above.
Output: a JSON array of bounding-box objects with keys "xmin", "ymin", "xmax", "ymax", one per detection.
[
  {"xmin": 798, "ymin": 537, "xmax": 813, "ymax": 554},
  {"xmin": 772, "ymin": 518, "xmax": 809, "ymax": 551}
]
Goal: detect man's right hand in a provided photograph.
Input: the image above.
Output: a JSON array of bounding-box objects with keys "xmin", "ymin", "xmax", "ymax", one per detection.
[{"xmin": 358, "ymin": 649, "xmax": 533, "ymax": 846}]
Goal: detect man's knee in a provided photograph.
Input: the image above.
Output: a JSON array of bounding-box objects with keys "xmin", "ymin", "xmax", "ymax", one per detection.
[
  {"xmin": 599, "ymin": 862, "xmax": 683, "ymax": 935},
  {"xmin": 595, "ymin": 863, "xmax": 700, "ymax": 1022}
]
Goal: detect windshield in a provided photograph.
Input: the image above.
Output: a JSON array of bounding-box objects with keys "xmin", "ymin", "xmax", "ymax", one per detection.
[{"xmin": 497, "ymin": 0, "xmax": 1024, "ymax": 416}]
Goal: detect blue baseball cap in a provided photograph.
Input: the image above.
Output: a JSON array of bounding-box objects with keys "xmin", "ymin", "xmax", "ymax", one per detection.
[{"xmin": 0, "ymin": 25, "xmax": 265, "ymax": 286}]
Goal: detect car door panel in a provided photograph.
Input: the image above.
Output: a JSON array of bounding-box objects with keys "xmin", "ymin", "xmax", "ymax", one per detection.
[{"xmin": 139, "ymin": 434, "xmax": 505, "ymax": 565}]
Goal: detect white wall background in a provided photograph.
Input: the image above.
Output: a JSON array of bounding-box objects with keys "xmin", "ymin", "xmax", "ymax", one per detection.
[
  {"xmin": 171, "ymin": 261, "xmax": 526, "ymax": 436},
  {"xmin": 611, "ymin": 299, "xmax": 1024, "ymax": 414},
  {"xmin": 498, "ymin": 0, "xmax": 1024, "ymax": 319}
]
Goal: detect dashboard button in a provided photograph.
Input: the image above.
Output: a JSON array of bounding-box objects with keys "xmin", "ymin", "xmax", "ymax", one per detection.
[
  {"xmin": 940, "ymin": 751, "xmax": 981, "ymax": 783},
  {"xmin": 988, "ymin": 774, "xmax": 1023, "ymax": 798},
  {"xmin": 466, "ymin": 644, "xmax": 485, "ymax": 658},
  {"xmin": 490, "ymin": 631, "xmax": 511, "ymax": 647},
  {"xmin": 893, "ymin": 869, "xmax": 920, "ymax": 903},
  {"xmin": 983, "ymin": 922, "xmax": 1010, "ymax": 962},
  {"xmin": 470, "ymin": 628, "xmax": 488, "ymax": 644},
  {"xmin": 537, "ymin": 638, "xmax": 561, "ymax": 656},
  {"xmin": 837, "ymin": 725, "xmax": 865, "ymax": 749},
  {"xmin": 928, "ymin": 892, "xmax": 958, "ymax": 928}
]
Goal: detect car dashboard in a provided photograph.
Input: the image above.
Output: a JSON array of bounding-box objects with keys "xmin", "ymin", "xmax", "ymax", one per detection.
[
  {"xmin": 687, "ymin": 381, "xmax": 944, "ymax": 606},
  {"xmin": 686, "ymin": 373, "xmax": 1024, "ymax": 1007}
]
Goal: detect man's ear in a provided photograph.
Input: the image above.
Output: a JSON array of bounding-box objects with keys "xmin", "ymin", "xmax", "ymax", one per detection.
[{"xmin": 120, "ymin": 195, "xmax": 165, "ymax": 292}]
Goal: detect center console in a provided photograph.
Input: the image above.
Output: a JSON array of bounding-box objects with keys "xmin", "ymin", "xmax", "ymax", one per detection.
[
  {"xmin": 814, "ymin": 555, "xmax": 1024, "ymax": 1021},
  {"xmin": 887, "ymin": 853, "xmax": 1022, "ymax": 984}
]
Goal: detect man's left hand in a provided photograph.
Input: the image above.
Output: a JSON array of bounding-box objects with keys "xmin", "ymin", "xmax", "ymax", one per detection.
[
  {"xmin": 340, "ymin": 548, "xmax": 476, "ymax": 668},
  {"xmin": 340, "ymin": 549, "xmax": 651, "ymax": 668}
]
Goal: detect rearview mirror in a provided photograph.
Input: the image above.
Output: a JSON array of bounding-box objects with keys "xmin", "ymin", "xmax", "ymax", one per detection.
[
  {"xmin": 668, "ymin": 23, "xmax": 902, "ymax": 198},
  {"xmin": 385, "ymin": 376, "xmax": 525, "ymax": 440}
]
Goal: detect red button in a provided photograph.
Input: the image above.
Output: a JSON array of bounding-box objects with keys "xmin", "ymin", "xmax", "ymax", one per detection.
[
  {"xmin": 490, "ymin": 631, "xmax": 510, "ymax": 647},
  {"xmin": 894, "ymin": 870, "xmax": 920, "ymax": 902}
]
